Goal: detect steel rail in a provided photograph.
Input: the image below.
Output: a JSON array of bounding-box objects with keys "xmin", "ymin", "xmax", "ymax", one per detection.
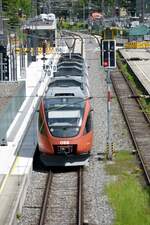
[
  {"xmin": 111, "ymin": 69, "xmax": 150, "ymax": 184},
  {"xmin": 38, "ymin": 171, "xmax": 53, "ymax": 225},
  {"xmin": 76, "ymin": 167, "xmax": 84, "ymax": 225}
]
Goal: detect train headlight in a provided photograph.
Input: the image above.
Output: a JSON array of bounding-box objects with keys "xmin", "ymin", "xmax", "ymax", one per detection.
[
  {"xmin": 76, "ymin": 127, "xmax": 79, "ymax": 132},
  {"xmin": 50, "ymin": 128, "xmax": 54, "ymax": 132}
]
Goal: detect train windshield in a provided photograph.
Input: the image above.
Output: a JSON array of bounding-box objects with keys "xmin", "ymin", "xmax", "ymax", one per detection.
[
  {"xmin": 48, "ymin": 80, "xmax": 83, "ymax": 89},
  {"xmin": 47, "ymin": 110, "xmax": 82, "ymax": 137},
  {"xmin": 44, "ymin": 97, "xmax": 85, "ymax": 137}
]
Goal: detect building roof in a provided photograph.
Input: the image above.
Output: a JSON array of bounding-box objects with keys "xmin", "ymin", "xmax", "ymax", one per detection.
[{"xmin": 129, "ymin": 25, "xmax": 150, "ymax": 36}]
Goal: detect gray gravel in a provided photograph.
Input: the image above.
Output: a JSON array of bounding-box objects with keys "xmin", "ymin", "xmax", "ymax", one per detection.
[
  {"xmin": 82, "ymin": 34, "xmax": 133, "ymax": 225},
  {"xmin": 18, "ymin": 35, "xmax": 134, "ymax": 225},
  {"xmin": 17, "ymin": 172, "xmax": 47, "ymax": 225},
  {"xmin": 45, "ymin": 172, "xmax": 78, "ymax": 225}
]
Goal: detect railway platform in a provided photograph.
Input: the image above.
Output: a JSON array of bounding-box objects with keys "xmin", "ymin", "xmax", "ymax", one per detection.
[
  {"xmin": 119, "ymin": 48, "xmax": 150, "ymax": 95},
  {"xmin": 0, "ymin": 51, "xmax": 59, "ymax": 225}
]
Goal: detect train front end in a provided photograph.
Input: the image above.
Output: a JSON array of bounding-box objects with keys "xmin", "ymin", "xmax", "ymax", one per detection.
[{"xmin": 38, "ymin": 94, "xmax": 93, "ymax": 166}]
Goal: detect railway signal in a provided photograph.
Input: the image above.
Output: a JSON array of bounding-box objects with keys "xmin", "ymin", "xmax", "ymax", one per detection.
[
  {"xmin": 100, "ymin": 38, "xmax": 116, "ymax": 160},
  {"xmin": 42, "ymin": 40, "xmax": 47, "ymax": 56},
  {"xmin": 115, "ymin": 7, "xmax": 120, "ymax": 17},
  {"xmin": 0, "ymin": 45, "xmax": 9, "ymax": 81},
  {"xmin": 101, "ymin": 39, "xmax": 116, "ymax": 69}
]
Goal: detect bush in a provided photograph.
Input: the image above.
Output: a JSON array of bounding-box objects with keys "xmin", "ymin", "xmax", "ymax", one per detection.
[{"xmin": 60, "ymin": 21, "xmax": 85, "ymax": 31}]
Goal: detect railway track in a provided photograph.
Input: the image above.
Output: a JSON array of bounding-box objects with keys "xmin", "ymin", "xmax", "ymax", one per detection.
[
  {"xmin": 111, "ymin": 68, "xmax": 150, "ymax": 184},
  {"xmin": 38, "ymin": 167, "xmax": 84, "ymax": 225}
]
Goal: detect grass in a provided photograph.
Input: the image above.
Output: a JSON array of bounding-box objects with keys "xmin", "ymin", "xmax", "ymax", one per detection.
[
  {"xmin": 116, "ymin": 53, "xmax": 135, "ymax": 86},
  {"xmin": 105, "ymin": 151, "xmax": 139, "ymax": 176},
  {"xmin": 105, "ymin": 151, "xmax": 150, "ymax": 225}
]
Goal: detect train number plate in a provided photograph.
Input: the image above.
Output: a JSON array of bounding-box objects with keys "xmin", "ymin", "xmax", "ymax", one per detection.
[{"xmin": 57, "ymin": 145, "xmax": 73, "ymax": 154}]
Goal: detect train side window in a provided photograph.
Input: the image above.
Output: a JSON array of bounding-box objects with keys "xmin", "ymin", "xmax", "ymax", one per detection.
[
  {"xmin": 85, "ymin": 112, "xmax": 92, "ymax": 133},
  {"xmin": 38, "ymin": 113, "xmax": 45, "ymax": 134}
]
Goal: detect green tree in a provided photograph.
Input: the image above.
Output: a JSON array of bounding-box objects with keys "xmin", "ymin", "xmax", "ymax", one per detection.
[
  {"xmin": 18, "ymin": 0, "xmax": 31, "ymax": 17},
  {"xmin": 2, "ymin": 0, "xmax": 31, "ymax": 28}
]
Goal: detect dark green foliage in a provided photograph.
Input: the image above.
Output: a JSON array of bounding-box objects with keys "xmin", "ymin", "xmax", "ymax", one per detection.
[
  {"xmin": 2, "ymin": 0, "xmax": 31, "ymax": 28},
  {"xmin": 2, "ymin": 0, "xmax": 8, "ymax": 11}
]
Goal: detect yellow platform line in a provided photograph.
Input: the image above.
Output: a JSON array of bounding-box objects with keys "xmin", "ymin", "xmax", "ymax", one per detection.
[{"xmin": 0, "ymin": 156, "xmax": 20, "ymax": 194}]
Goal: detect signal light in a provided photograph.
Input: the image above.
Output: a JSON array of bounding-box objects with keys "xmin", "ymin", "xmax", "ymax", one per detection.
[
  {"xmin": 18, "ymin": 8, "xmax": 23, "ymax": 17},
  {"xmin": 23, "ymin": 29, "xmax": 31, "ymax": 34},
  {"xmin": 103, "ymin": 61, "xmax": 108, "ymax": 67},
  {"xmin": 101, "ymin": 39, "xmax": 116, "ymax": 69},
  {"xmin": 115, "ymin": 7, "xmax": 120, "ymax": 17},
  {"xmin": 42, "ymin": 40, "xmax": 47, "ymax": 55}
]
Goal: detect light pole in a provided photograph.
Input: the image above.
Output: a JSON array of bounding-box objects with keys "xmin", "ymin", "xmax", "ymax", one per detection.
[
  {"xmin": 83, "ymin": 3, "xmax": 85, "ymax": 26},
  {"xmin": 31, "ymin": 0, "xmax": 38, "ymax": 17},
  {"xmin": 101, "ymin": 0, "xmax": 104, "ymax": 13},
  {"xmin": 48, "ymin": 0, "xmax": 51, "ymax": 13},
  {"xmin": 88, "ymin": 0, "xmax": 92, "ymax": 15},
  {"xmin": 141, "ymin": 0, "xmax": 144, "ymax": 23},
  {"xmin": 0, "ymin": 0, "xmax": 3, "ymax": 36}
]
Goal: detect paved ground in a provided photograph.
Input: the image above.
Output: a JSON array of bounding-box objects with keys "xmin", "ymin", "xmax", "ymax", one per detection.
[
  {"xmin": 120, "ymin": 48, "xmax": 150, "ymax": 95},
  {"xmin": 0, "ymin": 82, "xmax": 23, "ymax": 112}
]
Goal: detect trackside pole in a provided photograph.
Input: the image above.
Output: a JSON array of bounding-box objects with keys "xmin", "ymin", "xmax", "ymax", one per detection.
[
  {"xmin": 106, "ymin": 69, "xmax": 112, "ymax": 160},
  {"xmin": 42, "ymin": 40, "xmax": 47, "ymax": 69},
  {"xmin": 101, "ymin": 38, "xmax": 116, "ymax": 160}
]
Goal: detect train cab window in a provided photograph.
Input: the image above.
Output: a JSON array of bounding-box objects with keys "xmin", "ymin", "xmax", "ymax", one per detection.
[{"xmin": 84, "ymin": 112, "xmax": 92, "ymax": 133}]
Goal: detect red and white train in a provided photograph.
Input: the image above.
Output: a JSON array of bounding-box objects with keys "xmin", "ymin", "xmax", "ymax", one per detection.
[{"xmin": 37, "ymin": 53, "xmax": 93, "ymax": 166}]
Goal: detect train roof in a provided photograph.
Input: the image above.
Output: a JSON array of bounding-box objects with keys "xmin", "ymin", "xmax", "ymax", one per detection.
[
  {"xmin": 45, "ymin": 86, "xmax": 85, "ymax": 99},
  {"xmin": 49, "ymin": 77, "xmax": 84, "ymax": 88},
  {"xmin": 57, "ymin": 65, "xmax": 83, "ymax": 71},
  {"xmin": 48, "ymin": 76, "xmax": 89, "ymax": 97},
  {"xmin": 54, "ymin": 67, "xmax": 85, "ymax": 77},
  {"xmin": 61, "ymin": 53, "xmax": 82, "ymax": 58},
  {"xmin": 57, "ymin": 61, "xmax": 84, "ymax": 69},
  {"xmin": 59, "ymin": 53, "xmax": 84, "ymax": 62}
]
